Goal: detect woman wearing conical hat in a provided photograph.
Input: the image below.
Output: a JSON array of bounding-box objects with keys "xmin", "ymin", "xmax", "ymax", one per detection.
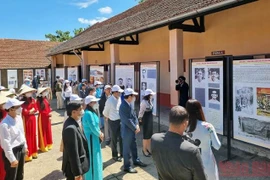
[
  {"xmin": 36, "ymin": 87, "xmax": 53, "ymax": 152},
  {"xmin": 20, "ymin": 86, "xmax": 38, "ymax": 162},
  {"xmin": 0, "ymin": 95, "xmax": 8, "ymax": 180}
]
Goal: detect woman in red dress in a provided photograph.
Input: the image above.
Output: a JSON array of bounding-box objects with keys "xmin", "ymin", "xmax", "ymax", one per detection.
[
  {"xmin": 0, "ymin": 95, "xmax": 8, "ymax": 180},
  {"xmin": 20, "ymin": 87, "xmax": 38, "ymax": 162},
  {"xmin": 36, "ymin": 87, "xmax": 53, "ymax": 152}
]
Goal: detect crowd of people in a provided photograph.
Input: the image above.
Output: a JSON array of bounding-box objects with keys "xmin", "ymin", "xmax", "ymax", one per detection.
[
  {"xmin": 0, "ymin": 79, "xmax": 53, "ymax": 180},
  {"xmin": 0, "ymin": 75, "xmax": 222, "ymax": 180}
]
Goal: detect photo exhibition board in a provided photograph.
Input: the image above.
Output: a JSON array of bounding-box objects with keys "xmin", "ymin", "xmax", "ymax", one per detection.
[
  {"xmin": 140, "ymin": 63, "xmax": 158, "ymax": 116},
  {"xmin": 192, "ymin": 61, "xmax": 224, "ymax": 135},
  {"xmin": 90, "ymin": 66, "xmax": 105, "ymax": 85},
  {"xmin": 0, "ymin": 70, "xmax": 1, "ymax": 85},
  {"xmin": 115, "ymin": 65, "xmax": 135, "ymax": 89},
  {"xmin": 233, "ymin": 59, "xmax": 270, "ymax": 149},
  {"xmin": 35, "ymin": 69, "xmax": 46, "ymax": 80},
  {"xmin": 7, "ymin": 70, "xmax": 18, "ymax": 89},
  {"xmin": 23, "ymin": 70, "xmax": 33, "ymax": 80},
  {"xmin": 55, "ymin": 68, "xmax": 65, "ymax": 79},
  {"xmin": 67, "ymin": 67, "xmax": 78, "ymax": 82}
]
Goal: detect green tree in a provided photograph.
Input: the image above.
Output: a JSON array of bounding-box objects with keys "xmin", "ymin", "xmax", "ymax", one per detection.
[
  {"xmin": 73, "ymin": 27, "xmax": 85, "ymax": 36},
  {"xmin": 45, "ymin": 28, "xmax": 85, "ymax": 42},
  {"xmin": 136, "ymin": 0, "xmax": 145, "ymax": 3}
]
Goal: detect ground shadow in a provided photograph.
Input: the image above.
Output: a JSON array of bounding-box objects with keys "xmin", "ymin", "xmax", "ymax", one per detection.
[
  {"xmin": 57, "ymin": 156, "xmax": 63, "ymax": 161},
  {"xmin": 103, "ymin": 159, "xmax": 115, "ymax": 169},
  {"xmin": 40, "ymin": 170, "xmax": 65, "ymax": 180}
]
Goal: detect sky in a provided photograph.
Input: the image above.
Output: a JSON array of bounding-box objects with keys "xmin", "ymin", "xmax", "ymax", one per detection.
[{"xmin": 0, "ymin": 0, "xmax": 138, "ymax": 40}]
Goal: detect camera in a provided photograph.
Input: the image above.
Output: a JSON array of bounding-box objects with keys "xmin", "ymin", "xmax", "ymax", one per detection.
[{"xmin": 175, "ymin": 79, "xmax": 179, "ymax": 83}]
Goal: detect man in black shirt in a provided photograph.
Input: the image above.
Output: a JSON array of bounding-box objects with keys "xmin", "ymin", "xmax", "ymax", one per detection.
[
  {"xmin": 175, "ymin": 76, "xmax": 189, "ymax": 107},
  {"xmin": 151, "ymin": 106, "xmax": 206, "ymax": 180}
]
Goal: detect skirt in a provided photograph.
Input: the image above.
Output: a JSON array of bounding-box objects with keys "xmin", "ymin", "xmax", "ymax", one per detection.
[{"xmin": 142, "ymin": 111, "xmax": 153, "ymax": 139}]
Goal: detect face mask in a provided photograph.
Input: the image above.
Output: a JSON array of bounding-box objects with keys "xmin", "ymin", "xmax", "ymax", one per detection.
[
  {"xmin": 25, "ymin": 82, "xmax": 30, "ymax": 86},
  {"xmin": 25, "ymin": 93, "xmax": 32, "ymax": 98},
  {"xmin": 80, "ymin": 109, "xmax": 85, "ymax": 116},
  {"xmin": 132, "ymin": 96, "xmax": 136, "ymax": 102},
  {"xmin": 16, "ymin": 107, "xmax": 22, "ymax": 115}
]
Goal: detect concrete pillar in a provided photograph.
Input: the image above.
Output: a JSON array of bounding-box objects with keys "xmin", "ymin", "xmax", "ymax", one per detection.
[
  {"xmin": 110, "ymin": 44, "xmax": 120, "ymax": 84},
  {"xmin": 63, "ymin": 55, "xmax": 68, "ymax": 80},
  {"xmin": 81, "ymin": 51, "xmax": 88, "ymax": 79},
  {"xmin": 169, "ymin": 29, "xmax": 184, "ymax": 106},
  {"xmin": 51, "ymin": 56, "xmax": 56, "ymax": 87}
]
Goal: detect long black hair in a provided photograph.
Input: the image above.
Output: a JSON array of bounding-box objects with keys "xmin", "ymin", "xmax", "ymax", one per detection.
[
  {"xmin": 37, "ymin": 96, "xmax": 45, "ymax": 110},
  {"xmin": 143, "ymin": 94, "xmax": 151, "ymax": 101},
  {"xmin": 85, "ymin": 104, "xmax": 98, "ymax": 116},
  {"xmin": 21, "ymin": 95, "xmax": 32, "ymax": 105}
]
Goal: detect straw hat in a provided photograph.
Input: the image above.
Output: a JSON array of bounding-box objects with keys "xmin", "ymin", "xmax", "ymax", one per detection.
[
  {"xmin": 19, "ymin": 86, "xmax": 36, "ymax": 96},
  {"xmin": 37, "ymin": 87, "xmax": 49, "ymax": 97},
  {"xmin": 0, "ymin": 95, "xmax": 8, "ymax": 105},
  {"xmin": 0, "ymin": 90, "xmax": 16, "ymax": 98}
]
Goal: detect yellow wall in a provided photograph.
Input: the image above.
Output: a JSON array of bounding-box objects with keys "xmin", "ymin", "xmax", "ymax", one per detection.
[
  {"xmin": 119, "ymin": 27, "xmax": 170, "ymax": 93},
  {"xmin": 55, "ymin": 54, "xmax": 63, "ymax": 65},
  {"xmin": 65, "ymin": 55, "xmax": 80, "ymax": 66}
]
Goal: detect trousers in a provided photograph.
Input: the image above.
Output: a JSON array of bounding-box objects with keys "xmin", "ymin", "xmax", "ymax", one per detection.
[
  {"xmin": 108, "ymin": 120, "xmax": 123, "ymax": 158},
  {"xmin": 2, "ymin": 144, "xmax": 25, "ymax": 180}
]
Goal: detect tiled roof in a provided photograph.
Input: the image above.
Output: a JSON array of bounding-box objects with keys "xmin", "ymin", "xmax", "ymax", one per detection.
[
  {"xmin": 0, "ymin": 39, "xmax": 59, "ymax": 69},
  {"xmin": 48, "ymin": 0, "xmax": 251, "ymax": 56}
]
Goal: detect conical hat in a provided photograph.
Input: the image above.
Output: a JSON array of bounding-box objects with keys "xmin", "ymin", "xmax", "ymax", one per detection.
[
  {"xmin": 37, "ymin": 87, "xmax": 49, "ymax": 97},
  {"xmin": 18, "ymin": 86, "xmax": 36, "ymax": 96},
  {"xmin": 0, "ymin": 91, "xmax": 16, "ymax": 97},
  {"xmin": 0, "ymin": 94, "xmax": 8, "ymax": 105}
]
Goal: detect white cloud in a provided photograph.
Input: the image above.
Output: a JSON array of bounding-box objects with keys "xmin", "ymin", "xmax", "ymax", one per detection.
[
  {"xmin": 78, "ymin": 17, "xmax": 108, "ymax": 26},
  {"xmin": 72, "ymin": 0, "xmax": 98, "ymax": 9},
  {"xmin": 98, "ymin": 6, "xmax": 112, "ymax": 14}
]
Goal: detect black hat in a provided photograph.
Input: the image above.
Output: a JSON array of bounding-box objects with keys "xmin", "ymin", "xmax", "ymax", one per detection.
[{"xmin": 179, "ymin": 76, "xmax": 186, "ymax": 81}]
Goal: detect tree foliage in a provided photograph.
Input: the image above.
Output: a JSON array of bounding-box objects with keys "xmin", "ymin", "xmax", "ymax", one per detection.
[
  {"xmin": 45, "ymin": 28, "xmax": 85, "ymax": 42},
  {"xmin": 136, "ymin": 0, "xmax": 145, "ymax": 3}
]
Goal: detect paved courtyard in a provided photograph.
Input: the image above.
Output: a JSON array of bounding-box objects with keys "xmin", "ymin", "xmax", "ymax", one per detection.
[{"xmin": 23, "ymin": 100, "xmax": 270, "ymax": 180}]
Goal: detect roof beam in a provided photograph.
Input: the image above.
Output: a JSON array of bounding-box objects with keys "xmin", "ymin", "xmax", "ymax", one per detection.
[
  {"xmin": 63, "ymin": 49, "xmax": 81, "ymax": 55},
  {"xmin": 110, "ymin": 33, "xmax": 139, "ymax": 45},
  {"xmin": 81, "ymin": 43, "xmax": 105, "ymax": 51},
  {"xmin": 168, "ymin": 16, "xmax": 205, "ymax": 33}
]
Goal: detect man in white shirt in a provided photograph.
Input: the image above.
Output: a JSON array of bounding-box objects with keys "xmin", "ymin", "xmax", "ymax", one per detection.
[
  {"xmin": 103, "ymin": 85, "xmax": 124, "ymax": 162},
  {"xmin": 0, "ymin": 98, "xmax": 28, "ymax": 180}
]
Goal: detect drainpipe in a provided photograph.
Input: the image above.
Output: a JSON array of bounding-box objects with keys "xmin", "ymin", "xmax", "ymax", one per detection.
[{"xmin": 72, "ymin": 49, "xmax": 84, "ymax": 80}]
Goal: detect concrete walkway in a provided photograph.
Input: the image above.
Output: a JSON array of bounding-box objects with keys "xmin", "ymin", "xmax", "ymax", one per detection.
[{"xmin": 23, "ymin": 100, "xmax": 270, "ymax": 180}]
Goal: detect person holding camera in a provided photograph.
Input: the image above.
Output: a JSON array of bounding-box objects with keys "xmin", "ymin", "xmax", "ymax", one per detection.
[
  {"xmin": 175, "ymin": 76, "xmax": 189, "ymax": 107},
  {"xmin": 186, "ymin": 99, "xmax": 221, "ymax": 180},
  {"xmin": 151, "ymin": 106, "xmax": 206, "ymax": 180}
]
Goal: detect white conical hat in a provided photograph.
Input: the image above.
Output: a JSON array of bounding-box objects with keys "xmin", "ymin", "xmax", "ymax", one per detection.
[
  {"xmin": 18, "ymin": 86, "xmax": 36, "ymax": 96},
  {"xmin": 0, "ymin": 90, "xmax": 16, "ymax": 97},
  {"xmin": 0, "ymin": 94, "xmax": 8, "ymax": 105},
  {"xmin": 37, "ymin": 87, "xmax": 50, "ymax": 97}
]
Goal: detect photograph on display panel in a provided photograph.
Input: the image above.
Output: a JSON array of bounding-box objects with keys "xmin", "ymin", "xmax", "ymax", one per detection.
[
  {"xmin": 35, "ymin": 69, "xmax": 46, "ymax": 80},
  {"xmin": 191, "ymin": 61, "xmax": 224, "ymax": 134},
  {"xmin": 90, "ymin": 66, "xmax": 104, "ymax": 84},
  {"xmin": 233, "ymin": 59, "xmax": 270, "ymax": 149},
  {"xmin": 140, "ymin": 63, "xmax": 158, "ymax": 116},
  {"xmin": 55, "ymin": 68, "xmax": 65, "ymax": 79},
  {"xmin": 208, "ymin": 68, "xmax": 220, "ymax": 83},
  {"xmin": 68, "ymin": 67, "xmax": 78, "ymax": 82},
  {"xmin": 7, "ymin": 70, "xmax": 18, "ymax": 89},
  {"xmin": 257, "ymin": 88, "xmax": 270, "ymax": 117},
  {"xmin": 115, "ymin": 65, "xmax": 134, "ymax": 90},
  {"xmin": 235, "ymin": 87, "xmax": 254, "ymax": 115},
  {"xmin": 194, "ymin": 68, "xmax": 206, "ymax": 83}
]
